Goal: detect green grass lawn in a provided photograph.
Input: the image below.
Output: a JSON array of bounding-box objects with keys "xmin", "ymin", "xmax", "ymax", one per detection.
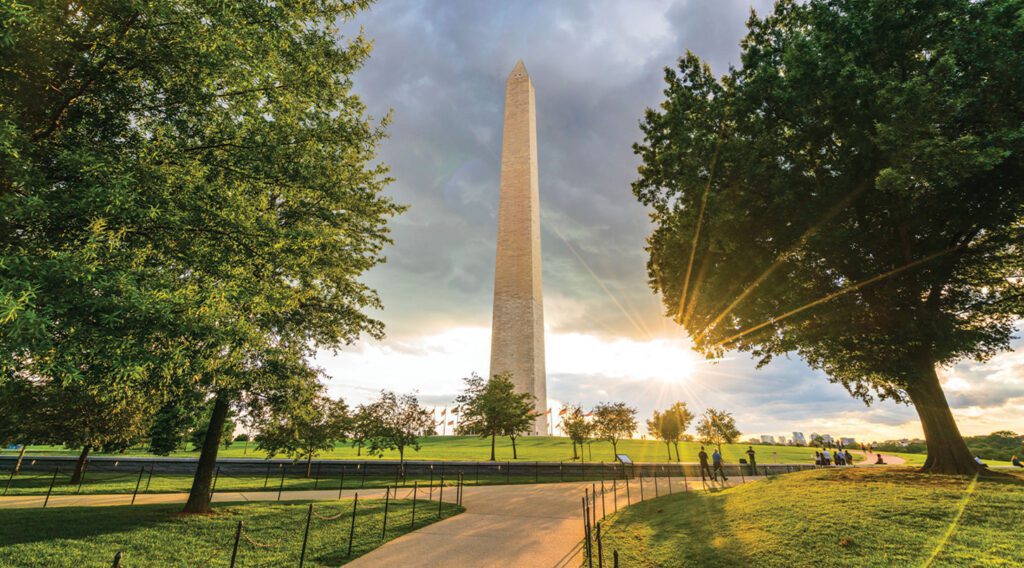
[
  {"xmin": 3, "ymin": 436, "xmax": 894, "ymax": 465},
  {"xmin": 597, "ymin": 468, "xmax": 1024, "ymax": 567},
  {"xmin": 0, "ymin": 497, "xmax": 462, "ymax": 567}
]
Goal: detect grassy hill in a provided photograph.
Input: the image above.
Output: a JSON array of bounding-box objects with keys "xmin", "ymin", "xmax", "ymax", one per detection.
[
  {"xmin": 3, "ymin": 436, "xmax": 915, "ymax": 465},
  {"xmin": 598, "ymin": 468, "xmax": 1024, "ymax": 567}
]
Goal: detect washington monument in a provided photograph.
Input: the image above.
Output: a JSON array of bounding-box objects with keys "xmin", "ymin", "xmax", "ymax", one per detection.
[{"xmin": 489, "ymin": 60, "xmax": 547, "ymax": 435}]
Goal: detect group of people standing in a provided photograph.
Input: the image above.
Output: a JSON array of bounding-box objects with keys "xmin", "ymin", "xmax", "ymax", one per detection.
[{"xmin": 815, "ymin": 448, "xmax": 854, "ymax": 466}]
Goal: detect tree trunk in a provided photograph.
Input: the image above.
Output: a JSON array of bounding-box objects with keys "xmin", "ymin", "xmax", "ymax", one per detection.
[
  {"xmin": 182, "ymin": 393, "xmax": 230, "ymax": 514},
  {"xmin": 490, "ymin": 433, "xmax": 496, "ymax": 461},
  {"xmin": 357, "ymin": 443, "xmax": 362, "ymax": 457},
  {"xmin": 306, "ymin": 454, "xmax": 313, "ymax": 478},
  {"xmin": 510, "ymin": 436, "xmax": 518, "ymax": 459},
  {"xmin": 907, "ymin": 363, "xmax": 980, "ymax": 475},
  {"xmin": 69, "ymin": 444, "xmax": 91, "ymax": 484},
  {"xmin": 673, "ymin": 442, "xmax": 681, "ymax": 462},
  {"xmin": 13, "ymin": 445, "xmax": 26, "ymax": 475},
  {"xmin": 611, "ymin": 440, "xmax": 618, "ymax": 460},
  {"xmin": 665, "ymin": 442, "xmax": 671, "ymax": 461},
  {"xmin": 572, "ymin": 441, "xmax": 578, "ymax": 460}
]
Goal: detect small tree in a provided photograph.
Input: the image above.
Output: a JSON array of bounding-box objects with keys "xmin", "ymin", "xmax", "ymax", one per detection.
[
  {"xmin": 664, "ymin": 402, "xmax": 695, "ymax": 461},
  {"xmin": 256, "ymin": 394, "xmax": 348, "ymax": 477},
  {"xmin": 559, "ymin": 405, "xmax": 593, "ymax": 461},
  {"xmin": 592, "ymin": 402, "xmax": 637, "ymax": 461},
  {"xmin": 349, "ymin": 404, "xmax": 375, "ymax": 457},
  {"xmin": 364, "ymin": 391, "xmax": 433, "ymax": 474},
  {"xmin": 696, "ymin": 409, "xmax": 740, "ymax": 454},
  {"xmin": 456, "ymin": 373, "xmax": 535, "ymax": 461},
  {"xmin": 648, "ymin": 404, "xmax": 695, "ymax": 462}
]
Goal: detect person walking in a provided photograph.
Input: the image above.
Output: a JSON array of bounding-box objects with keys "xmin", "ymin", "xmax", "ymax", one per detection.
[
  {"xmin": 746, "ymin": 446, "xmax": 757, "ymax": 475},
  {"xmin": 1011, "ymin": 455, "xmax": 1022, "ymax": 468},
  {"xmin": 814, "ymin": 451, "xmax": 822, "ymax": 466},
  {"xmin": 822, "ymin": 448, "xmax": 832, "ymax": 466},
  {"xmin": 698, "ymin": 446, "xmax": 713, "ymax": 480},
  {"xmin": 712, "ymin": 448, "xmax": 728, "ymax": 482},
  {"xmin": 844, "ymin": 449, "xmax": 854, "ymax": 466}
]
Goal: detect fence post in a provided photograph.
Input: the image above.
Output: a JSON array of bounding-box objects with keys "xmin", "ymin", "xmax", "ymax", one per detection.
[
  {"xmin": 43, "ymin": 467, "xmax": 58, "ymax": 509},
  {"xmin": 597, "ymin": 522, "xmax": 604, "ymax": 568},
  {"xmin": 625, "ymin": 476, "xmax": 631, "ymax": 506},
  {"xmin": 338, "ymin": 465, "xmax": 346, "ymax": 499},
  {"xmin": 654, "ymin": 469, "xmax": 659, "ymax": 498},
  {"xmin": 437, "ymin": 475, "xmax": 444, "ymax": 517},
  {"xmin": 144, "ymin": 463, "xmax": 154, "ymax": 493},
  {"xmin": 131, "ymin": 466, "xmax": 145, "ymax": 505},
  {"xmin": 263, "ymin": 462, "xmax": 272, "ymax": 488},
  {"xmin": 613, "ymin": 480, "xmax": 618, "ymax": 512},
  {"xmin": 535, "ymin": 461, "xmax": 539, "ymax": 483},
  {"xmin": 277, "ymin": 465, "xmax": 286, "ymax": 502},
  {"xmin": 361, "ymin": 460, "xmax": 367, "ymax": 488},
  {"xmin": 410, "ymin": 481, "xmax": 418, "ymax": 528},
  {"xmin": 639, "ymin": 473, "xmax": 644, "ymax": 501},
  {"xmin": 347, "ymin": 493, "xmax": 359, "ymax": 557},
  {"xmin": 230, "ymin": 520, "xmax": 242, "ymax": 568},
  {"xmin": 667, "ymin": 467, "xmax": 672, "ymax": 495},
  {"xmin": 381, "ymin": 486, "xmax": 391, "ymax": 540},
  {"xmin": 111, "ymin": 551, "xmax": 122, "ymax": 567},
  {"xmin": 506, "ymin": 461, "xmax": 510, "ymax": 484},
  {"xmin": 613, "ymin": 549, "xmax": 619, "ymax": 568},
  {"xmin": 314, "ymin": 462, "xmax": 321, "ymax": 489},
  {"xmin": 683, "ymin": 465, "xmax": 689, "ymax": 492},
  {"xmin": 475, "ymin": 462, "xmax": 479, "ymax": 485},
  {"xmin": 207, "ymin": 466, "xmax": 220, "ymax": 504},
  {"xmin": 299, "ymin": 503, "xmax": 313, "ymax": 567},
  {"xmin": 560, "ymin": 462, "xmax": 564, "ymax": 482},
  {"xmin": 600, "ymin": 480, "xmax": 606, "ymax": 518},
  {"xmin": 3, "ymin": 466, "xmax": 15, "ymax": 496},
  {"xmin": 77, "ymin": 460, "xmax": 89, "ymax": 494},
  {"xmin": 429, "ymin": 465, "xmax": 434, "ymax": 500}
]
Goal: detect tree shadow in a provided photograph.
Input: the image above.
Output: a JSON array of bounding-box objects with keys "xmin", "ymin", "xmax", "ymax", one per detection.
[{"xmin": 0, "ymin": 504, "xmax": 198, "ymax": 547}]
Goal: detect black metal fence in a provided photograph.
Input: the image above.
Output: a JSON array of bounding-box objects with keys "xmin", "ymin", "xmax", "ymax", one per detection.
[{"xmin": 0, "ymin": 455, "xmax": 817, "ymax": 503}]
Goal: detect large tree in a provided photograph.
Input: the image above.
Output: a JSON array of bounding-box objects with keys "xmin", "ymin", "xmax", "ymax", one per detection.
[
  {"xmin": 1, "ymin": 0, "xmax": 401, "ymax": 513},
  {"xmin": 592, "ymin": 402, "xmax": 637, "ymax": 461},
  {"xmin": 455, "ymin": 373, "xmax": 536, "ymax": 461},
  {"xmin": 634, "ymin": 0, "xmax": 1024, "ymax": 474}
]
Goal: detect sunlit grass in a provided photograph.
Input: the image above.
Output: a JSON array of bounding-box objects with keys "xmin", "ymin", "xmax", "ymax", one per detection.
[{"xmin": 598, "ymin": 468, "xmax": 1024, "ymax": 567}]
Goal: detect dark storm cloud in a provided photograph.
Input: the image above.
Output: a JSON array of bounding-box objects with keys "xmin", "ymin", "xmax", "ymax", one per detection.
[{"xmin": 338, "ymin": 0, "xmax": 775, "ymax": 337}]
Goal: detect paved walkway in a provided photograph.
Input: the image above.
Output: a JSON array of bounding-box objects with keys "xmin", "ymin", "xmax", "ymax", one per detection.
[{"xmin": 349, "ymin": 475, "xmax": 744, "ymax": 568}]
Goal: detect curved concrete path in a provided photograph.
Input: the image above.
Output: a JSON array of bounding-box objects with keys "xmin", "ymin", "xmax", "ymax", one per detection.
[{"xmin": 349, "ymin": 475, "xmax": 745, "ymax": 568}]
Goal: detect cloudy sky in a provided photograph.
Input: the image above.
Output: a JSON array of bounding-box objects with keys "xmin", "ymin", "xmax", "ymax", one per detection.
[{"xmin": 317, "ymin": 0, "xmax": 1024, "ymax": 442}]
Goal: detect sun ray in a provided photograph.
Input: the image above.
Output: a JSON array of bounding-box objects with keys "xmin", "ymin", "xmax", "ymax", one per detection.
[
  {"xmin": 696, "ymin": 181, "xmax": 872, "ymax": 343},
  {"xmin": 712, "ymin": 245, "xmax": 961, "ymax": 349},
  {"xmin": 675, "ymin": 117, "xmax": 728, "ymax": 325}
]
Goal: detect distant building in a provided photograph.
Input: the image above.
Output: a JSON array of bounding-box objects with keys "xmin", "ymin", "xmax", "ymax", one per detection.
[
  {"xmin": 821, "ymin": 434, "xmax": 834, "ymax": 445},
  {"xmin": 792, "ymin": 432, "xmax": 806, "ymax": 445},
  {"xmin": 840, "ymin": 437, "xmax": 856, "ymax": 446},
  {"xmin": 748, "ymin": 438, "xmax": 761, "ymax": 445},
  {"xmin": 760, "ymin": 435, "xmax": 775, "ymax": 444},
  {"xmin": 777, "ymin": 436, "xmax": 787, "ymax": 445}
]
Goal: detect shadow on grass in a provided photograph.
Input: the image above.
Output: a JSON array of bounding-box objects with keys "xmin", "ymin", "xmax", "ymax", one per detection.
[
  {"xmin": 0, "ymin": 504, "xmax": 185, "ymax": 547},
  {"xmin": 604, "ymin": 490, "xmax": 755, "ymax": 567}
]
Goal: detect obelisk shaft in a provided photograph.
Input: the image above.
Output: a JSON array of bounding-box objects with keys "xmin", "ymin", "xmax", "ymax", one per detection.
[{"xmin": 489, "ymin": 60, "xmax": 547, "ymax": 435}]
